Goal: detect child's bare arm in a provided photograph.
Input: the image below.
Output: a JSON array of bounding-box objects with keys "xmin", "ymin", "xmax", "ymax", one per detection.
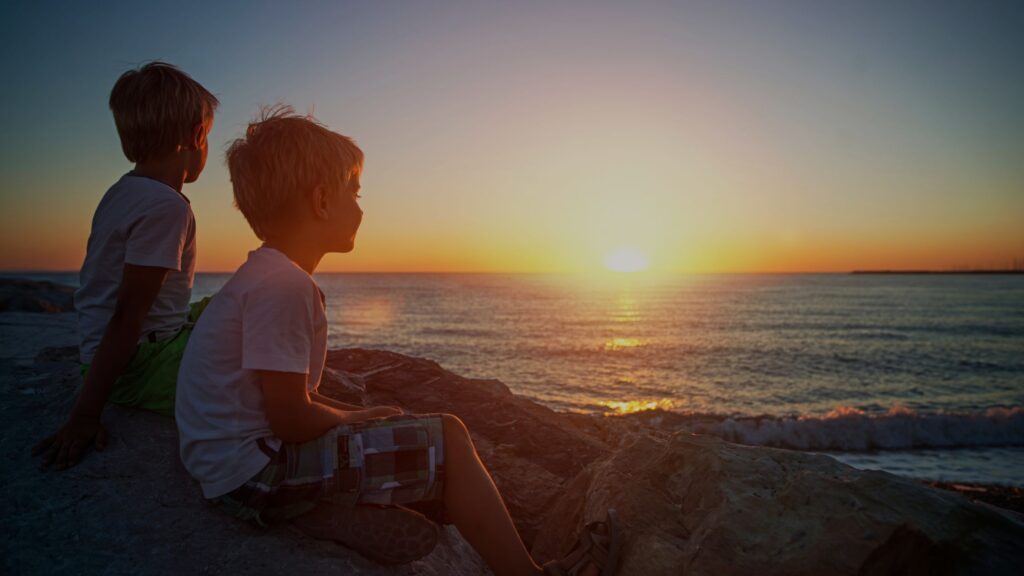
[
  {"xmin": 261, "ymin": 371, "xmax": 401, "ymax": 443},
  {"xmin": 310, "ymin": 390, "xmax": 396, "ymax": 412},
  {"xmin": 33, "ymin": 264, "xmax": 169, "ymax": 469}
]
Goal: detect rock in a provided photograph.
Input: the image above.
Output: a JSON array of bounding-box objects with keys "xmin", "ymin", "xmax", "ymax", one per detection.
[
  {"xmin": 0, "ymin": 278, "xmax": 75, "ymax": 313},
  {"xmin": 530, "ymin": 432, "xmax": 1024, "ymax": 575},
  {"xmin": 0, "ymin": 317, "xmax": 489, "ymax": 575},
  {"xmin": 322, "ymin": 348, "xmax": 611, "ymax": 545}
]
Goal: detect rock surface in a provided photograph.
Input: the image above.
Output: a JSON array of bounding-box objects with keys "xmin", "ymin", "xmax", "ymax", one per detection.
[
  {"xmin": 1, "ymin": 280, "xmax": 1022, "ymax": 575},
  {"xmin": 530, "ymin": 432, "xmax": 1024, "ymax": 575},
  {"xmin": 0, "ymin": 314, "xmax": 488, "ymax": 576},
  {"xmin": 320, "ymin": 348, "xmax": 611, "ymax": 546}
]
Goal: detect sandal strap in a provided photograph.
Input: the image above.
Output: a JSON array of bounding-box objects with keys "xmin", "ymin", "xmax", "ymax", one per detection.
[{"xmin": 582, "ymin": 522, "xmax": 610, "ymax": 568}]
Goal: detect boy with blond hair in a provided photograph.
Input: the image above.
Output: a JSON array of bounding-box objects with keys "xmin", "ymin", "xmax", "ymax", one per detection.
[
  {"xmin": 175, "ymin": 107, "xmax": 621, "ymax": 575},
  {"xmin": 34, "ymin": 62, "xmax": 218, "ymax": 470}
]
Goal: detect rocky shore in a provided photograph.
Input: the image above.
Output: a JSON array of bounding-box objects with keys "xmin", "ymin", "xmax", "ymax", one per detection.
[{"xmin": 1, "ymin": 280, "xmax": 1022, "ymax": 575}]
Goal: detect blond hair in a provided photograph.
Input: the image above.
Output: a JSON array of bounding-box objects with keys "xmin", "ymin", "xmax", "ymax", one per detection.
[
  {"xmin": 109, "ymin": 61, "xmax": 219, "ymax": 163},
  {"xmin": 226, "ymin": 105, "xmax": 364, "ymax": 240}
]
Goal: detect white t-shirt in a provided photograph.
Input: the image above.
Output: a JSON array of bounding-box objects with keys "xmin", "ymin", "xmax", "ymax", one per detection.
[
  {"xmin": 75, "ymin": 173, "xmax": 196, "ymax": 363},
  {"xmin": 175, "ymin": 246, "xmax": 328, "ymax": 498}
]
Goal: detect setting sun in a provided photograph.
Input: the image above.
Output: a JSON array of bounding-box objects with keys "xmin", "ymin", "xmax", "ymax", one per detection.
[{"xmin": 604, "ymin": 247, "xmax": 650, "ymax": 273}]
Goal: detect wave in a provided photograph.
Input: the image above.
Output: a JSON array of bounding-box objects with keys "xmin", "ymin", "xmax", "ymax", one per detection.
[{"xmin": 641, "ymin": 405, "xmax": 1024, "ymax": 452}]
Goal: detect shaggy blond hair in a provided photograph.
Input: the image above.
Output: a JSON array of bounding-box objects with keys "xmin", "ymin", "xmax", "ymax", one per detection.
[
  {"xmin": 226, "ymin": 106, "xmax": 363, "ymax": 240},
  {"xmin": 109, "ymin": 62, "xmax": 218, "ymax": 163}
]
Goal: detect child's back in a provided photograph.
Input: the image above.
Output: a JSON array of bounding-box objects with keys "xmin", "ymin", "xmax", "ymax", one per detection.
[{"xmin": 76, "ymin": 172, "xmax": 195, "ymax": 364}]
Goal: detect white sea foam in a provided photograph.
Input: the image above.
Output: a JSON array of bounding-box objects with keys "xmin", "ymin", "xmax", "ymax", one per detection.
[{"xmin": 683, "ymin": 406, "xmax": 1024, "ymax": 451}]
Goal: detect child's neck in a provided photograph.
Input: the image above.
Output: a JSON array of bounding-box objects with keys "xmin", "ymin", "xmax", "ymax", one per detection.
[
  {"xmin": 132, "ymin": 159, "xmax": 187, "ymax": 194},
  {"xmin": 263, "ymin": 236, "xmax": 324, "ymax": 275}
]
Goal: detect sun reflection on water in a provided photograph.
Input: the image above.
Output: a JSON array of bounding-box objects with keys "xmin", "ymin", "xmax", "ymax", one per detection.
[
  {"xmin": 610, "ymin": 293, "xmax": 641, "ymax": 323},
  {"xmin": 603, "ymin": 337, "xmax": 646, "ymax": 351},
  {"xmin": 334, "ymin": 296, "xmax": 396, "ymax": 333},
  {"xmin": 602, "ymin": 398, "xmax": 677, "ymax": 415}
]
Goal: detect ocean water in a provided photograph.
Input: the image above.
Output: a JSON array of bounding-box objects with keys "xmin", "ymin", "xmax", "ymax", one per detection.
[{"xmin": 14, "ymin": 272, "xmax": 1024, "ymax": 485}]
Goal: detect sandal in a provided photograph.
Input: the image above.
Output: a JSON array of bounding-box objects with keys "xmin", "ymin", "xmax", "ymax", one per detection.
[
  {"xmin": 294, "ymin": 503, "xmax": 440, "ymax": 565},
  {"xmin": 543, "ymin": 509, "xmax": 623, "ymax": 576}
]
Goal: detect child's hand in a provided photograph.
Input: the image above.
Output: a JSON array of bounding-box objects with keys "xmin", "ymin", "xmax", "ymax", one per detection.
[{"xmin": 32, "ymin": 414, "xmax": 108, "ymax": 470}]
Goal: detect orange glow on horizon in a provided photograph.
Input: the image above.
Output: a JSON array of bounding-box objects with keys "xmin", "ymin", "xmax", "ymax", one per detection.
[{"xmin": 2, "ymin": 228, "xmax": 1021, "ymax": 275}]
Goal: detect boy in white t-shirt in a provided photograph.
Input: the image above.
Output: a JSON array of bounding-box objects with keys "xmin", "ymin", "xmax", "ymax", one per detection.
[
  {"xmin": 33, "ymin": 62, "xmax": 218, "ymax": 470},
  {"xmin": 175, "ymin": 108, "xmax": 621, "ymax": 575}
]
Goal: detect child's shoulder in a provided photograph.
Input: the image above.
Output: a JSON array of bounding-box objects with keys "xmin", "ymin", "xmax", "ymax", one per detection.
[
  {"xmin": 111, "ymin": 173, "xmax": 188, "ymax": 203},
  {"xmin": 98, "ymin": 174, "xmax": 191, "ymax": 219},
  {"xmin": 227, "ymin": 248, "xmax": 320, "ymax": 301},
  {"xmin": 217, "ymin": 257, "xmax": 322, "ymax": 323}
]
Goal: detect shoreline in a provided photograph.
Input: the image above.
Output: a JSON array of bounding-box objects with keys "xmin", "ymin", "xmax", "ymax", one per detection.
[
  {"xmin": 926, "ymin": 482, "xmax": 1024, "ymax": 514},
  {"xmin": 851, "ymin": 270, "xmax": 1024, "ymax": 275}
]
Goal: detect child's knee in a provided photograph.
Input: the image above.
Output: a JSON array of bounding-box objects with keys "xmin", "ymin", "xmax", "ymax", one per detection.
[{"xmin": 440, "ymin": 413, "xmax": 470, "ymax": 442}]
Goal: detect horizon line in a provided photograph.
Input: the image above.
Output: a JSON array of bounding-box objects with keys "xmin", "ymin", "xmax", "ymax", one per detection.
[{"xmin": 4, "ymin": 268, "xmax": 1022, "ymax": 276}]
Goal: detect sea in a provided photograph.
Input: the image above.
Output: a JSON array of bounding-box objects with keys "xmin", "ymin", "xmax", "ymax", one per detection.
[{"xmin": 14, "ymin": 271, "xmax": 1024, "ymax": 486}]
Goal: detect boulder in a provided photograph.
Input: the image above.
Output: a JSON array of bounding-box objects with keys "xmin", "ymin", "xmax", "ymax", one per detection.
[
  {"xmin": 530, "ymin": 432, "xmax": 1024, "ymax": 575},
  {"xmin": 322, "ymin": 348, "xmax": 611, "ymax": 545},
  {"xmin": 0, "ymin": 320, "xmax": 488, "ymax": 575}
]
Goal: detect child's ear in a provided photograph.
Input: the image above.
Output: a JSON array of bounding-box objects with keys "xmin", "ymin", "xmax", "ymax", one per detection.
[
  {"xmin": 190, "ymin": 123, "xmax": 207, "ymax": 150},
  {"xmin": 312, "ymin": 185, "xmax": 330, "ymax": 220}
]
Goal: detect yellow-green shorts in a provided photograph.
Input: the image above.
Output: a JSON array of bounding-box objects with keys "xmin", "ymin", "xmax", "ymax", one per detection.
[{"xmin": 80, "ymin": 297, "xmax": 210, "ymax": 417}]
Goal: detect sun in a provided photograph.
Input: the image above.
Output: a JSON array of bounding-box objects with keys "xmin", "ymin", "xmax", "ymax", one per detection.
[{"xmin": 604, "ymin": 247, "xmax": 650, "ymax": 273}]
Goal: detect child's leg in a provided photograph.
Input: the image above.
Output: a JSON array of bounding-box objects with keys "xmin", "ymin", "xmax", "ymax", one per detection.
[{"xmin": 441, "ymin": 414, "xmax": 545, "ymax": 576}]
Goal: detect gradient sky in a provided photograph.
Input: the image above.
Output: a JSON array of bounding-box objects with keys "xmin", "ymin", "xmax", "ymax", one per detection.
[{"xmin": 1, "ymin": 1, "xmax": 1022, "ymax": 273}]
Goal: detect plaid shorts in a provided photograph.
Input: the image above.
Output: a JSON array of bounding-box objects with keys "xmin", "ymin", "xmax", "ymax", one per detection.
[{"xmin": 216, "ymin": 414, "xmax": 446, "ymax": 525}]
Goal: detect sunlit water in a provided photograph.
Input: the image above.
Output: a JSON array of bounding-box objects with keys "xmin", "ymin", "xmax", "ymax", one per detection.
[{"xmin": 14, "ymin": 272, "xmax": 1024, "ymax": 485}]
